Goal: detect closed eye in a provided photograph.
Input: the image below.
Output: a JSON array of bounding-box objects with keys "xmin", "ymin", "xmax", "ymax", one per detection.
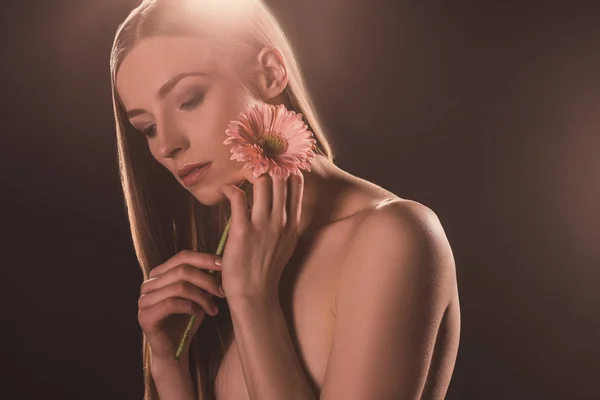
[
  {"xmin": 141, "ymin": 124, "xmax": 156, "ymax": 138},
  {"xmin": 135, "ymin": 92, "xmax": 205, "ymax": 138},
  {"xmin": 179, "ymin": 92, "xmax": 205, "ymax": 111}
]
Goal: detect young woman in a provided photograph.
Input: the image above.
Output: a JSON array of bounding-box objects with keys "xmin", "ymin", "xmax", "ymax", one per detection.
[{"xmin": 110, "ymin": 0, "xmax": 460, "ymax": 399}]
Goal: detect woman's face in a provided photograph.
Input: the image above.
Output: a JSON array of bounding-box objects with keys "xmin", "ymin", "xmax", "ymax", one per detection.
[{"xmin": 116, "ymin": 36, "xmax": 261, "ymax": 205}]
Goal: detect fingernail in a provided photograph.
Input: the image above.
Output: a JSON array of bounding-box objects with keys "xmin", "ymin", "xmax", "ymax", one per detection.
[{"xmin": 214, "ymin": 258, "xmax": 222, "ymax": 266}]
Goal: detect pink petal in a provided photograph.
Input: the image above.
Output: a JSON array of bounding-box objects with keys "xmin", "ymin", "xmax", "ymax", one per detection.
[{"xmin": 223, "ymin": 103, "xmax": 316, "ymax": 177}]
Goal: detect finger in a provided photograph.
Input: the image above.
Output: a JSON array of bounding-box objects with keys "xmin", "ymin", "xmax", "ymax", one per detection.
[
  {"xmin": 142, "ymin": 263, "xmax": 225, "ymax": 299},
  {"xmin": 239, "ymin": 165, "xmax": 262, "ymax": 185},
  {"xmin": 139, "ymin": 298, "xmax": 206, "ymax": 333},
  {"xmin": 218, "ymin": 184, "xmax": 251, "ymax": 232},
  {"xmin": 251, "ymin": 174, "xmax": 272, "ymax": 224},
  {"xmin": 287, "ymin": 171, "xmax": 304, "ymax": 230},
  {"xmin": 236, "ymin": 170, "xmax": 255, "ymax": 209},
  {"xmin": 139, "ymin": 281, "xmax": 220, "ymax": 316},
  {"xmin": 271, "ymin": 175, "xmax": 287, "ymax": 226},
  {"xmin": 148, "ymin": 250, "xmax": 222, "ymax": 279}
]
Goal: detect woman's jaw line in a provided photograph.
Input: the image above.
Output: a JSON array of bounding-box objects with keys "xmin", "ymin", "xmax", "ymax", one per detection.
[{"xmin": 184, "ymin": 155, "xmax": 340, "ymax": 233}]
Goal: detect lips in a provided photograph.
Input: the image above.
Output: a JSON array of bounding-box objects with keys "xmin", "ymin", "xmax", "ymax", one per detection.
[
  {"xmin": 181, "ymin": 163, "xmax": 212, "ymax": 187},
  {"xmin": 177, "ymin": 162, "xmax": 211, "ymax": 179}
]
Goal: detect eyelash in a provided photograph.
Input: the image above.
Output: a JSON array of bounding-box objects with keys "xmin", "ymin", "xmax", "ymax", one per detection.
[{"xmin": 140, "ymin": 93, "xmax": 205, "ymax": 138}]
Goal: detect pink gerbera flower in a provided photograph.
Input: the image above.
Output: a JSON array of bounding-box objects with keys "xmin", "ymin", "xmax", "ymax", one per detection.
[{"xmin": 223, "ymin": 103, "xmax": 317, "ymax": 179}]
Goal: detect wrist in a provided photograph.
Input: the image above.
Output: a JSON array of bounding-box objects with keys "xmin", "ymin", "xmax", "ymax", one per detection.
[
  {"xmin": 227, "ymin": 292, "xmax": 280, "ymax": 314},
  {"xmin": 151, "ymin": 356, "xmax": 195, "ymax": 400},
  {"xmin": 151, "ymin": 354, "xmax": 190, "ymax": 377}
]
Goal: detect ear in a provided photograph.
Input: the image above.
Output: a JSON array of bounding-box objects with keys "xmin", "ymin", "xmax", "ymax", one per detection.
[{"xmin": 253, "ymin": 46, "xmax": 288, "ymax": 102}]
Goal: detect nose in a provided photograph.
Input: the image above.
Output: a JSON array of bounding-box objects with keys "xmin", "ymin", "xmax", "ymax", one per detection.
[{"xmin": 154, "ymin": 125, "xmax": 191, "ymax": 159}]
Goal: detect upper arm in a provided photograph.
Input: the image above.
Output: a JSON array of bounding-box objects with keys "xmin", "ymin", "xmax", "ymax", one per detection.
[{"xmin": 320, "ymin": 200, "xmax": 458, "ymax": 400}]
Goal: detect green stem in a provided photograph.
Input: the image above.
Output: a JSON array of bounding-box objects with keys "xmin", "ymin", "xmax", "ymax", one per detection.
[{"xmin": 174, "ymin": 180, "xmax": 252, "ymax": 361}]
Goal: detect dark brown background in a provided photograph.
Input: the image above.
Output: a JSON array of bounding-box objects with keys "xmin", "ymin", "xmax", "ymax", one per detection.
[{"xmin": 1, "ymin": 1, "xmax": 599, "ymax": 399}]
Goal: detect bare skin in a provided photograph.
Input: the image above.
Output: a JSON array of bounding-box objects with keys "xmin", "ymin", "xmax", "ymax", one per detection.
[
  {"xmin": 117, "ymin": 36, "xmax": 460, "ymax": 400},
  {"xmin": 216, "ymin": 179, "xmax": 461, "ymax": 399}
]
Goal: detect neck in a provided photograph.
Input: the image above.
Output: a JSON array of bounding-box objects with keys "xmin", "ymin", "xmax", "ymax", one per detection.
[
  {"xmin": 297, "ymin": 154, "xmax": 353, "ymax": 237},
  {"xmin": 231, "ymin": 154, "xmax": 353, "ymax": 237}
]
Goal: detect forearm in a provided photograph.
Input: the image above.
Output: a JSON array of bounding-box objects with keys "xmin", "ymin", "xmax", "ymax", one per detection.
[
  {"xmin": 229, "ymin": 296, "xmax": 317, "ymax": 400},
  {"xmin": 151, "ymin": 356, "xmax": 196, "ymax": 400}
]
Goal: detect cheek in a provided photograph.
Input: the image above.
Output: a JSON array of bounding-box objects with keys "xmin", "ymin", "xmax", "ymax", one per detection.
[
  {"xmin": 207, "ymin": 91, "xmax": 252, "ymax": 139},
  {"xmin": 217, "ymin": 76, "xmax": 257, "ymax": 115},
  {"xmin": 197, "ymin": 78, "xmax": 259, "ymax": 148}
]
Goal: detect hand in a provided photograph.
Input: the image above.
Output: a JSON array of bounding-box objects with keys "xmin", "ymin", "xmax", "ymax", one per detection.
[
  {"xmin": 137, "ymin": 251, "xmax": 226, "ymax": 362},
  {"xmin": 217, "ymin": 169, "xmax": 304, "ymax": 303}
]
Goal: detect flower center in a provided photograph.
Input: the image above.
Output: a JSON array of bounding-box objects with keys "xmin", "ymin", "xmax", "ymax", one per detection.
[{"xmin": 256, "ymin": 132, "xmax": 288, "ymax": 158}]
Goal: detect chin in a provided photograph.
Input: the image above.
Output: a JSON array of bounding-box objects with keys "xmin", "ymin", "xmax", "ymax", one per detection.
[
  {"xmin": 189, "ymin": 186, "xmax": 224, "ymax": 207},
  {"xmin": 187, "ymin": 166, "xmax": 245, "ymax": 206}
]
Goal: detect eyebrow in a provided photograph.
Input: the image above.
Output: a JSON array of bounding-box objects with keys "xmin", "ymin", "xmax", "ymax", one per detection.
[{"xmin": 125, "ymin": 71, "xmax": 209, "ymax": 119}]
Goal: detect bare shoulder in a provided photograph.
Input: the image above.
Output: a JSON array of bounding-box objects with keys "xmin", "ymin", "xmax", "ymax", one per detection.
[
  {"xmin": 337, "ymin": 194, "xmax": 458, "ymax": 307},
  {"xmin": 340, "ymin": 173, "xmax": 449, "ymax": 246},
  {"xmin": 324, "ymin": 191, "xmax": 461, "ymax": 399},
  {"xmin": 366, "ymin": 198, "xmax": 449, "ymax": 243}
]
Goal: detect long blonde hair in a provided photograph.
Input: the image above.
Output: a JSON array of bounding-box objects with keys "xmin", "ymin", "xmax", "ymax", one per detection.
[{"xmin": 109, "ymin": 0, "xmax": 335, "ymax": 398}]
